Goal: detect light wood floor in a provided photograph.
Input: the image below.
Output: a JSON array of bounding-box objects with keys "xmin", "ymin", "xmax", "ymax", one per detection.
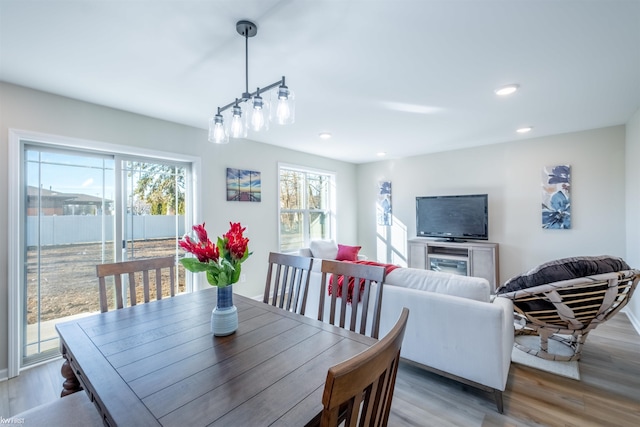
[{"xmin": 2, "ymin": 313, "xmax": 639, "ymax": 426}]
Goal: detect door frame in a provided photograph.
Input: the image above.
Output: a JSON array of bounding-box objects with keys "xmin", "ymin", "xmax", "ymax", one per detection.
[{"xmin": 7, "ymin": 128, "xmax": 201, "ymax": 378}]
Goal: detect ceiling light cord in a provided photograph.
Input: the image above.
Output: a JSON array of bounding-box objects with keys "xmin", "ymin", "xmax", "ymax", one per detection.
[{"xmin": 209, "ymin": 20, "xmax": 295, "ymax": 144}]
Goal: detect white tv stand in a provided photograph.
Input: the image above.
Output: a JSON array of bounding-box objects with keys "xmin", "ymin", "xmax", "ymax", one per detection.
[{"xmin": 408, "ymin": 238, "xmax": 499, "ymax": 291}]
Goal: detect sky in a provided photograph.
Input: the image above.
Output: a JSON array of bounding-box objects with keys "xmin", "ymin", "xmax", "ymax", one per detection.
[{"xmin": 26, "ymin": 149, "xmax": 115, "ymax": 197}]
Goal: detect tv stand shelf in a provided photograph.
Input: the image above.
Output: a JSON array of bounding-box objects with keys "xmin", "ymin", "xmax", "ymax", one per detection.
[
  {"xmin": 408, "ymin": 238, "xmax": 499, "ymax": 291},
  {"xmin": 428, "ymin": 245, "xmax": 468, "ymax": 258}
]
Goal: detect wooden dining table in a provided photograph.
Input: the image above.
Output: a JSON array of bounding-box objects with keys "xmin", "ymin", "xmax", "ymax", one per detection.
[{"xmin": 56, "ymin": 287, "xmax": 377, "ymax": 426}]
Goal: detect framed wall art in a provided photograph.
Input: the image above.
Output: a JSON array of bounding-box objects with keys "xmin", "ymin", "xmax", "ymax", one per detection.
[
  {"xmin": 377, "ymin": 180, "xmax": 392, "ymax": 226},
  {"xmin": 226, "ymin": 168, "xmax": 261, "ymax": 202},
  {"xmin": 541, "ymin": 164, "xmax": 571, "ymax": 229}
]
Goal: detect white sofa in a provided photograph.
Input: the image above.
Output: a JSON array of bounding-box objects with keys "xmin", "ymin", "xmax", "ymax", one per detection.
[{"xmin": 299, "ymin": 249, "xmax": 514, "ymax": 412}]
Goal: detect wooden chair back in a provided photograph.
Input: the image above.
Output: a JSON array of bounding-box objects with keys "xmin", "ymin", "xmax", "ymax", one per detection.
[
  {"xmin": 319, "ymin": 260, "xmax": 386, "ymax": 339},
  {"xmin": 320, "ymin": 307, "xmax": 409, "ymax": 427},
  {"xmin": 263, "ymin": 252, "xmax": 314, "ymax": 314},
  {"xmin": 96, "ymin": 256, "xmax": 176, "ymax": 313}
]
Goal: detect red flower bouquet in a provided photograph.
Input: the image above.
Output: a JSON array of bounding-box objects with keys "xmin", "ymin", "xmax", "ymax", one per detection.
[{"xmin": 179, "ymin": 222, "xmax": 251, "ymax": 287}]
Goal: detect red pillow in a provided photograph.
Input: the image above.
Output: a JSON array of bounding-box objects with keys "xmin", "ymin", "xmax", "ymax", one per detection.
[{"xmin": 336, "ymin": 244, "xmax": 361, "ymax": 261}]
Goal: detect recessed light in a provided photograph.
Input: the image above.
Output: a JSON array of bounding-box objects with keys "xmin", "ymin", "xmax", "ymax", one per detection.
[
  {"xmin": 376, "ymin": 152, "xmax": 387, "ymax": 157},
  {"xmin": 495, "ymin": 84, "xmax": 520, "ymax": 96},
  {"xmin": 318, "ymin": 132, "xmax": 332, "ymax": 140},
  {"xmin": 516, "ymin": 126, "xmax": 533, "ymax": 134}
]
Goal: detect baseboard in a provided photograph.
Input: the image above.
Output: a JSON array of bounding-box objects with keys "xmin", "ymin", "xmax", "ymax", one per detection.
[
  {"xmin": 0, "ymin": 368, "xmax": 8, "ymax": 382},
  {"xmin": 624, "ymin": 307, "xmax": 640, "ymax": 335}
]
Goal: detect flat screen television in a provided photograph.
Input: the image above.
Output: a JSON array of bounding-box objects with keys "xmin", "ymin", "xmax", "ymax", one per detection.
[{"xmin": 416, "ymin": 194, "xmax": 488, "ymax": 241}]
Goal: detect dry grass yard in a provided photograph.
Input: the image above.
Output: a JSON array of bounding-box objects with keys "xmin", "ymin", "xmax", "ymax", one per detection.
[{"xmin": 26, "ymin": 239, "xmax": 184, "ymax": 323}]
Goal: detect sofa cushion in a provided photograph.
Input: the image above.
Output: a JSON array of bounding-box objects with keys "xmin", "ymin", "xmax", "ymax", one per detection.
[
  {"xmin": 310, "ymin": 240, "xmax": 338, "ymax": 259},
  {"xmin": 336, "ymin": 244, "xmax": 361, "ymax": 261},
  {"xmin": 385, "ymin": 267, "xmax": 490, "ymax": 302},
  {"xmin": 328, "ymin": 261, "xmax": 399, "ymax": 303},
  {"xmin": 496, "ymin": 255, "xmax": 630, "ymax": 294},
  {"xmin": 299, "ymin": 247, "xmax": 313, "ymax": 258}
]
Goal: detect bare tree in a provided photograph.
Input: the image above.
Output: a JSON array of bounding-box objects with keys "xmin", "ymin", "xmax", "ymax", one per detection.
[{"xmin": 129, "ymin": 162, "xmax": 186, "ymax": 215}]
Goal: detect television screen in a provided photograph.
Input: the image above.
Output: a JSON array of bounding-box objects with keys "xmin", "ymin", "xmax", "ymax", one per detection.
[{"xmin": 416, "ymin": 194, "xmax": 488, "ymax": 241}]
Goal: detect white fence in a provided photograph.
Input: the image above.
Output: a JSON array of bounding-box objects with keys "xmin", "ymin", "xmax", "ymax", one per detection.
[{"xmin": 27, "ymin": 215, "xmax": 186, "ymax": 246}]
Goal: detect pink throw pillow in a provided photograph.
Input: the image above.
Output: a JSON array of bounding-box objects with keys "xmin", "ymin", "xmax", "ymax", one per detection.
[{"xmin": 336, "ymin": 244, "xmax": 361, "ymax": 261}]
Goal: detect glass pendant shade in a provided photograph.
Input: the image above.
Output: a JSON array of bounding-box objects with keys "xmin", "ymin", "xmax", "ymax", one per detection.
[
  {"xmin": 249, "ymin": 93, "xmax": 270, "ymax": 132},
  {"xmin": 229, "ymin": 103, "xmax": 247, "ymax": 139},
  {"xmin": 208, "ymin": 113, "xmax": 229, "ymax": 144},
  {"xmin": 271, "ymin": 84, "xmax": 295, "ymax": 125}
]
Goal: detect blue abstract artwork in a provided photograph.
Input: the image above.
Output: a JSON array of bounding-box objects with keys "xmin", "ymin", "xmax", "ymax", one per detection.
[
  {"xmin": 542, "ymin": 165, "xmax": 571, "ymax": 229},
  {"xmin": 377, "ymin": 181, "xmax": 392, "ymax": 226}
]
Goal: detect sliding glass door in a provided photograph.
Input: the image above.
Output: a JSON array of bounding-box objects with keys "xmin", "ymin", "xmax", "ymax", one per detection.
[
  {"xmin": 22, "ymin": 145, "xmax": 190, "ymax": 366},
  {"xmin": 24, "ymin": 146, "xmax": 115, "ymax": 363}
]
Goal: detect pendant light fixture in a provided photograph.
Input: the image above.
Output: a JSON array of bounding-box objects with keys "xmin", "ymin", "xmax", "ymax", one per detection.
[{"xmin": 209, "ymin": 20, "xmax": 295, "ymax": 144}]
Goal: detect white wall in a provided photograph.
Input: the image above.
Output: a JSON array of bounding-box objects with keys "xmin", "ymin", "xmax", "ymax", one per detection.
[
  {"xmin": 0, "ymin": 82, "xmax": 358, "ymax": 373},
  {"xmin": 625, "ymin": 108, "xmax": 640, "ymax": 330},
  {"xmin": 356, "ymin": 126, "xmax": 628, "ymax": 285}
]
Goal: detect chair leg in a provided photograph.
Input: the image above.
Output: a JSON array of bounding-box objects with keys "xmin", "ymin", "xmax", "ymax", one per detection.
[
  {"xmin": 539, "ymin": 330, "xmax": 550, "ymax": 354},
  {"xmin": 572, "ymin": 332, "xmax": 589, "ymax": 360},
  {"xmin": 494, "ymin": 389, "xmax": 504, "ymax": 414}
]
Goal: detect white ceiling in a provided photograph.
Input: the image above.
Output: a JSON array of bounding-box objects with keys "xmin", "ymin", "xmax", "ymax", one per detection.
[{"xmin": 1, "ymin": 0, "xmax": 639, "ymax": 164}]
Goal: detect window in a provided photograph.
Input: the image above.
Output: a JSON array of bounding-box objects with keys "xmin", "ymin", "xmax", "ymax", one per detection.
[{"xmin": 279, "ymin": 165, "xmax": 335, "ymax": 252}]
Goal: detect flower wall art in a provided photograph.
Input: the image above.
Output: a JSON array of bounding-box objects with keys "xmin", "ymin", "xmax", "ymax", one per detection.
[
  {"xmin": 377, "ymin": 181, "xmax": 392, "ymax": 226},
  {"xmin": 541, "ymin": 164, "xmax": 571, "ymax": 229},
  {"xmin": 226, "ymin": 168, "xmax": 261, "ymax": 202}
]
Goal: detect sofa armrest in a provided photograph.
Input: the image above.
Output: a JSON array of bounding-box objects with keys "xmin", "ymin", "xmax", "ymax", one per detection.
[
  {"xmin": 492, "ymin": 295, "xmax": 515, "ymax": 382},
  {"xmin": 379, "ymin": 285, "xmax": 514, "ymax": 391}
]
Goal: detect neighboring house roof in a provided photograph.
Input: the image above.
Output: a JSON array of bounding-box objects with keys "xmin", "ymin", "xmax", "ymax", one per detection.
[{"xmin": 26, "ymin": 186, "xmax": 111, "ymax": 205}]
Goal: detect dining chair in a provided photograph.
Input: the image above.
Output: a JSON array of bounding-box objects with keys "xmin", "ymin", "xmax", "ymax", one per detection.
[
  {"xmin": 96, "ymin": 255, "xmax": 176, "ymax": 312},
  {"xmin": 12, "ymin": 389, "xmax": 103, "ymax": 427},
  {"xmin": 263, "ymin": 252, "xmax": 314, "ymax": 314},
  {"xmin": 319, "ymin": 259, "xmax": 387, "ymax": 339},
  {"xmin": 319, "ymin": 307, "xmax": 409, "ymax": 427}
]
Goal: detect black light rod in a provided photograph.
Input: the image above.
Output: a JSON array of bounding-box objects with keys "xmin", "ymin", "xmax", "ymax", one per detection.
[{"xmin": 216, "ymin": 77, "xmax": 285, "ymax": 113}]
